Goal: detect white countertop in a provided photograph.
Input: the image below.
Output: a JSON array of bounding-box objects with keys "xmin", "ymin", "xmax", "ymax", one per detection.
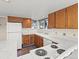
[
  {"xmin": 35, "ymin": 32, "xmax": 77, "ymax": 45},
  {"xmin": 22, "ymin": 29, "xmax": 78, "ymax": 40}
]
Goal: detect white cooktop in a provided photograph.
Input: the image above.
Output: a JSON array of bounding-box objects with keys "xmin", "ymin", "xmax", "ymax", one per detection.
[{"xmin": 18, "ymin": 35, "xmax": 77, "ymax": 59}]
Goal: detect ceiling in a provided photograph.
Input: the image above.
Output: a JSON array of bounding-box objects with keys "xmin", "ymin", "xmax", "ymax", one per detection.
[{"xmin": 0, "ymin": 0, "xmax": 78, "ymax": 20}]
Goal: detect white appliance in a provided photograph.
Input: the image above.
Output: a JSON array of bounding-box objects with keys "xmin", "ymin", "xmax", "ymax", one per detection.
[{"xmin": 7, "ymin": 23, "xmax": 22, "ymax": 49}]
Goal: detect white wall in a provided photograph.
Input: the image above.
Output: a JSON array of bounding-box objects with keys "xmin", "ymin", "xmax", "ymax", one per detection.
[
  {"xmin": 22, "ymin": 29, "xmax": 78, "ymax": 39},
  {"xmin": 0, "ymin": 17, "xmax": 17, "ymax": 59},
  {"xmin": 0, "ymin": 17, "xmax": 7, "ymax": 41}
]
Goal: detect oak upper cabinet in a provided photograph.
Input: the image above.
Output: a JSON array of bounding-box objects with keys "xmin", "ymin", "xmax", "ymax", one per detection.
[
  {"xmin": 48, "ymin": 13, "xmax": 55, "ymax": 28},
  {"xmin": 34, "ymin": 35, "xmax": 43, "ymax": 48},
  {"xmin": 55, "ymin": 9, "xmax": 66, "ymax": 28},
  {"xmin": 8, "ymin": 16, "xmax": 23, "ymax": 23},
  {"xmin": 48, "ymin": 3, "xmax": 78, "ymax": 29},
  {"xmin": 66, "ymin": 4, "xmax": 78, "ymax": 29},
  {"xmin": 22, "ymin": 18, "xmax": 32, "ymax": 28}
]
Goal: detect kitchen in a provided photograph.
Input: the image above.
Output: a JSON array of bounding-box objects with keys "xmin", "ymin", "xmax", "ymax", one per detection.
[{"xmin": 0, "ymin": 0, "xmax": 78, "ymax": 59}]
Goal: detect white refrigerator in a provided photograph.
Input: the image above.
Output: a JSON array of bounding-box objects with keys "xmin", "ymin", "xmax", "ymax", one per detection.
[{"xmin": 7, "ymin": 23, "xmax": 22, "ymax": 49}]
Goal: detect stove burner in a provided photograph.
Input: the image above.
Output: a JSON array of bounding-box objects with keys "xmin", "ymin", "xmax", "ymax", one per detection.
[
  {"xmin": 57, "ymin": 49, "xmax": 65, "ymax": 54},
  {"xmin": 51, "ymin": 45, "xmax": 58, "ymax": 49},
  {"xmin": 44, "ymin": 57, "xmax": 50, "ymax": 59},
  {"xmin": 35, "ymin": 49, "xmax": 47, "ymax": 56}
]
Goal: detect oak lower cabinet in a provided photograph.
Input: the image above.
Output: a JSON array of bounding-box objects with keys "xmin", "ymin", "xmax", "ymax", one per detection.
[
  {"xmin": 22, "ymin": 18, "xmax": 32, "ymax": 28},
  {"xmin": 22, "ymin": 35, "xmax": 31, "ymax": 46},
  {"xmin": 22, "ymin": 35, "xmax": 35, "ymax": 46},
  {"xmin": 30, "ymin": 34, "xmax": 35, "ymax": 44},
  {"xmin": 48, "ymin": 12, "xmax": 55, "ymax": 28},
  {"xmin": 22, "ymin": 34, "xmax": 43, "ymax": 48},
  {"xmin": 66, "ymin": 4, "xmax": 78, "ymax": 29},
  {"xmin": 55, "ymin": 9, "xmax": 66, "ymax": 28},
  {"xmin": 34, "ymin": 35, "xmax": 43, "ymax": 48}
]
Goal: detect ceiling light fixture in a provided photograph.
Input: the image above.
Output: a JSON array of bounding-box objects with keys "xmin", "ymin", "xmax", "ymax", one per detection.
[
  {"xmin": 5, "ymin": 0, "xmax": 9, "ymax": 2},
  {"xmin": 3, "ymin": 0, "xmax": 11, "ymax": 3}
]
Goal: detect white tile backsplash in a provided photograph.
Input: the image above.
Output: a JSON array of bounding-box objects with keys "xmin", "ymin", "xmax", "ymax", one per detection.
[
  {"xmin": 53, "ymin": 29, "xmax": 78, "ymax": 39},
  {"xmin": 22, "ymin": 28, "xmax": 37, "ymax": 35},
  {"xmin": 22, "ymin": 29, "xmax": 78, "ymax": 39}
]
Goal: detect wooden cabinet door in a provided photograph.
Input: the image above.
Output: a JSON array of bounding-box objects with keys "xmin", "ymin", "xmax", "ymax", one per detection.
[
  {"xmin": 22, "ymin": 35, "xmax": 30, "ymax": 45},
  {"xmin": 34, "ymin": 35, "xmax": 43, "ymax": 48},
  {"xmin": 66, "ymin": 4, "xmax": 78, "ymax": 29},
  {"xmin": 8, "ymin": 16, "xmax": 23, "ymax": 23},
  {"xmin": 55, "ymin": 9, "xmax": 66, "ymax": 28},
  {"xmin": 30, "ymin": 34, "xmax": 34, "ymax": 44},
  {"xmin": 22, "ymin": 18, "xmax": 32, "ymax": 28},
  {"xmin": 48, "ymin": 13, "xmax": 55, "ymax": 28}
]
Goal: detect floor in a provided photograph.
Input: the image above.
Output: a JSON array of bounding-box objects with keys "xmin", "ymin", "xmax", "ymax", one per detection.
[{"xmin": 17, "ymin": 45, "xmax": 36, "ymax": 57}]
